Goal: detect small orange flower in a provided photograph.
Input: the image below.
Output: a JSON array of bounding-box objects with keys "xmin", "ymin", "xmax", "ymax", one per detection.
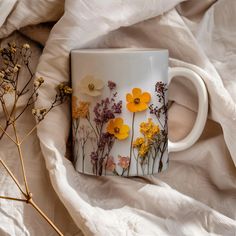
[
  {"xmin": 107, "ymin": 117, "xmax": 129, "ymax": 140},
  {"xmin": 72, "ymin": 96, "xmax": 90, "ymax": 119},
  {"xmin": 126, "ymin": 88, "xmax": 151, "ymax": 112}
]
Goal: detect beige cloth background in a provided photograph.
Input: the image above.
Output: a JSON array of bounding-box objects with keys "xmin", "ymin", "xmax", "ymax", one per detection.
[{"xmin": 0, "ymin": 0, "xmax": 236, "ymax": 235}]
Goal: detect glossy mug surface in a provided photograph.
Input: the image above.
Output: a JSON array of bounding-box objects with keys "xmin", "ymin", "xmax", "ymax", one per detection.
[{"xmin": 71, "ymin": 49, "xmax": 208, "ymax": 177}]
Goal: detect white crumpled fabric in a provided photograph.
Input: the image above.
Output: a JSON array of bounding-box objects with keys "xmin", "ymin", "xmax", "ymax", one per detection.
[{"xmin": 0, "ymin": 0, "xmax": 236, "ymax": 235}]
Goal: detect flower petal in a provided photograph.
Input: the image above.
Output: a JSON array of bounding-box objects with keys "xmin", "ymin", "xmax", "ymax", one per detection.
[
  {"xmin": 115, "ymin": 132, "xmax": 129, "ymax": 140},
  {"xmin": 126, "ymin": 93, "xmax": 133, "ymax": 102},
  {"xmin": 135, "ymin": 102, "xmax": 148, "ymax": 112},
  {"xmin": 80, "ymin": 75, "xmax": 93, "ymax": 86},
  {"xmin": 107, "ymin": 119, "xmax": 115, "ymax": 134},
  {"xmin": 80, "ymin": 87, "xmax": 102, "ymax": 97},
  {"xmin": 127, "ymin": 102, "xmax": 138, "ymax": 112},
  {"xmin": 114, "ymin": 117, "xmax": 123, "ymax": 127},
  {"xmin": 79, "ymin": 87, "xmax": 88, "ymax": 93},
  {"xmin": 93, "ymin": 78, "xmax": 105, "ymax": 89},
  {"xmin": 141, "ymin": 92, "xmax": 151, "ymax": 103},
  {"xmin": 85, "ymin": 75, "xmax": 95, "ymax": 83},
  {"xmin": 89, "ymin": 90, "xmax": 102, "ymax": 96},
  {"xmin": 120, "ymin": 124, "xmax": 130, "ymax": 134},
  {"xmin": 132, "ymin": 88, "xmax": 142, "ymax": 97}
]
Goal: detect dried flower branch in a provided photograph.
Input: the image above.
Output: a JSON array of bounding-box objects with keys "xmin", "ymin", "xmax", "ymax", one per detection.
[
  {"xmin": 0, "ymin": 42, "xmax": 71, "ymax": 235},
  {"xmin": 149, "ymin": 81, "xmax": 168, "ymax": 172}
]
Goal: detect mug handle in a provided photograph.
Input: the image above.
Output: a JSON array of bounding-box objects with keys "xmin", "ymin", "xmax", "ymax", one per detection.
[{"xmin": 168, "ymin": 67, "xmax": 208, "ymax": 152}]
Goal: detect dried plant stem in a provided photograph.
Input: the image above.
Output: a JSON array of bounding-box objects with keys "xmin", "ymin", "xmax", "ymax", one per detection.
[
  {"xmin": 28, "ymin": 199, "xmax": 63, "ymax": 236},
  {"xmin": 0, "ymin": 105, "xmax": 64, "ymax": 236},
  {"xmin": 0, "ymin": 159, "xmax": 27, "ymax": 197},
  {"xmin": 0, "ymin": 158, "xmax": 64, "ymax": 235},
  {"xmin": 20, "ymin": 125, "xmax": 37, "ymax": 144},
  {"xmin": 0, "ymin": 123, "xmax": 17, "ymax": 144},
  {"xmin": 0, "ymin": 42, "xmax": 66, "ymax": 236},
  {"xmin": 0, "ymin": 122, "xmax": 7, "ymax": 140},
  {"xmin": 0, "ymin": 195, "xmax": 27, "ymax": 203},
  {"xmin": 0, "ymin": 97, "xmax": 16, "ymax": 142},
  {"xmin": 12, "ymin": 121, "xmax": 30, "ymax": 195}
]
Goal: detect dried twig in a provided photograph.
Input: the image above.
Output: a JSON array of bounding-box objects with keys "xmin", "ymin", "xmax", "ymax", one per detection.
[{"xmin": 0, "ymin": 42, "xmax": 72, "ymax": 235}]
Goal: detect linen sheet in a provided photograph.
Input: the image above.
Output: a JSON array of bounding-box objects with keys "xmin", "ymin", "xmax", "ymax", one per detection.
[{"xmin": 0, "ymin": 0, "xmax": 236, "ymax": 235}]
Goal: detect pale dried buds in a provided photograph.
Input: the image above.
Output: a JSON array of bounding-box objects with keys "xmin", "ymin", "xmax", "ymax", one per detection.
[
  {"xmin": 32, "ymin": 108, "xmax": 47, "ymax": 122},
  {"xmin": 34, "ymin": 77, "xmax": 44, "ymax": 88},
  {"xmin": 22, "ymin": 44, "xmax": 30, "ymax": 50},
  {"xmin": 13, "ymin": 64, "xmax": 21, "ymax": 73}
]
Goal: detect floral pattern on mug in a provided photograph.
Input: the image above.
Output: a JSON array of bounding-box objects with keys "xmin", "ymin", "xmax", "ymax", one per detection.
[
  {"xmin": 72, "ymin": 78, "xmax": 168, "ymax": 176},
  {"xmin": 133, "ymin": 118, "xmax": 161, "ymax": 175}
]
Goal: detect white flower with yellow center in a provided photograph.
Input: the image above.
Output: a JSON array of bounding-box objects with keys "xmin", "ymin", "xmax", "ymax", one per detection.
[{"xmin": 79, "ymin": 75, "xmax": 104, "ymax": 97}]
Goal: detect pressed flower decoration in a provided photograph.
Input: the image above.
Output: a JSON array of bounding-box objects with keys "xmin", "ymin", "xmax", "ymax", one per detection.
[
  {"xmin": 125, "ymin": 87, "xmax": 151, "ymax": 175},
  {"xmin": 72, "ymin": 98, "xmax": 90, "ymax": 119},
  {"xmin": 126, "ymin": 88, "xmax": 151, "ymax": 112},
  {"xmin": 133, "ymin": 118, "xmax": 161, "ymax": 175},
  {"xmin": 105, "ymin": 157, "xmax": 116, "ymax": 172},
  {"xmin": 107, "ymin": 117, "xmax": 129, "ymax": 140},
  {"xmin": 73, "ymin": 76, "xmax": 168, "ymax": 176},
  {"xmin": 140, "ymin": 118, "xmax": 160, "ymax": 139},
  {"xmin": 79, "ymin": 75, "xmax": 104, "ymax": 96},
  {"xmin": 118, "ymin": 156, "xmax": 130, "ymax": 170}
]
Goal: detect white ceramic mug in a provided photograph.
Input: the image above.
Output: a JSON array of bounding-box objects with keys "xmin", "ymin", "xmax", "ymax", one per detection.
[{"xmin": 71, "ymin": 49, "xmax": 208, "ymax": 177}]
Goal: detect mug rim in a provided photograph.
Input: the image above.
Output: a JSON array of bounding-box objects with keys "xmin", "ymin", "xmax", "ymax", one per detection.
[{"xmin": 71, "ymin": 48, "xmax": 168, "ymax": 54}]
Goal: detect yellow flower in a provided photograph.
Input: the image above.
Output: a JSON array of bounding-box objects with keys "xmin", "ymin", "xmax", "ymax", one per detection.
[
  {"xmin": 133, "ymin": 119, "xmax": 160, "ymax": 158},
  {"xmin": 140, "ymin": 118, "xmax": 160, "ymax": 140},
  {"xmin": 77, "ymin": 101, "xmax": 90, "ymax": 118},
  {"xmin": 133, "ymin": 137, "xmax": 145, "ymax": 148},
  {"xmin": 107, "ymin": 117, "xmax": 129, "ymax": 140},
  {"xmin": 126, "ymin": 88, "xmax": 151, "ymax": 112},
  {"xmin": 138, "ymin": 143, "xmax": 149, "ymax": 157},
  {"xmin": 79, "ymin": 75, "xmax": 104, "ymax": 97},
  {"xmin": 72, "ymin": 96, "xmax": 90, "ymax": 119}
]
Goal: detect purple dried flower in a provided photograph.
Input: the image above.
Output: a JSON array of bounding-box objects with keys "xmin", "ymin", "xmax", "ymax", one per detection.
[
  {"xmin": 90, "ymin": 151, "xmax": 98, "ymax": 165},
  {"xmin": 155, "ymin": 82, "xmax": 167, "ymax": 96},
  {"xmin": 90, "ymin": 83, "xmax": 123, "ymax": 175},
  {"xmin": 93, "ymin": 96, "xmax": 122, "ymax": 125},
  {"xmin": 108, "ymin": 81, "xmax": 116, "ymax": 90},
  {"xmin": 112, "ymin": 100, "xmax": 122, "ymax": 114},
  {"xmin": 98, "ymin": 133, "xmax": 114, "ymax": 151}
]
